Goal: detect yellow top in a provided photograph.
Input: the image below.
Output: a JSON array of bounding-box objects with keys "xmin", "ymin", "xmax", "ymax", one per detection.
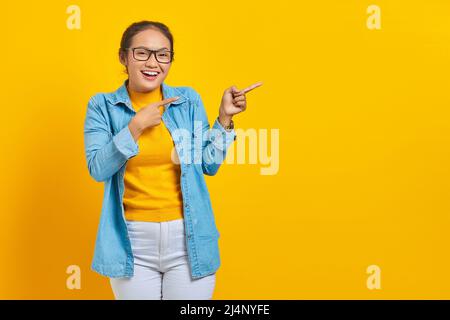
[{"xmin": 122, "ymin": 84, "xmax": 184, "ymax": 222}]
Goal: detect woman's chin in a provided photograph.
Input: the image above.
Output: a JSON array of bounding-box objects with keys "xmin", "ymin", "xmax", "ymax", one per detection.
[{"xmin": 132, "ymin": 79, "xmax": 160, "ymax": 92}]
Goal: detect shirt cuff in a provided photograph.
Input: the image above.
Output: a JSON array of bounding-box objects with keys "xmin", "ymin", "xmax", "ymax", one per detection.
[
  {"xmin": 112, "ymin": 125, "xmax": 140, "ymax": 159},
  {"xmin": 211, "ymin": 117, "xmax": 237, "ymax": 151}
]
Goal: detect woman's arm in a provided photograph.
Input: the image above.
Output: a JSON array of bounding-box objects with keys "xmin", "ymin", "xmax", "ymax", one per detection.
[
  {"xmin": 194, "ymin": 82, "xmax": 262, "ymax": 175},
  {"xmin": 193, "ymin": 92, "xmax": 236, "ymax": 176},
  {"xmin": 127, "ymin": 118, "xmax": 145, "ymax": 142},
  {"xmin": 83, "ymin": 96, "xmax": 139, "ymax": 182}
]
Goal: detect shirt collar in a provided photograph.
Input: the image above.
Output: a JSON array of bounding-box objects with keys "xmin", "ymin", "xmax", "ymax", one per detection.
[{"xmin": 106, "ymin": 79, "xmax": 189, "ymax": 112}]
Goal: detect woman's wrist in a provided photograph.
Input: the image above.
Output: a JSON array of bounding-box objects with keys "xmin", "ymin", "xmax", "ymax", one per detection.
[
  {"xmin": 128, "ymin": 118, "xmax": 144, "ymax": 142},
  {"xmin": 218, "ymin": 113, "xmax": 233, "ymax": 129}
]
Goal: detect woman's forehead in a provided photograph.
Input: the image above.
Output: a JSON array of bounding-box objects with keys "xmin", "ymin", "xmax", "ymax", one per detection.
[{"xmin": 131, "ymin": 29, "xmax": 170, "ymax": 49}]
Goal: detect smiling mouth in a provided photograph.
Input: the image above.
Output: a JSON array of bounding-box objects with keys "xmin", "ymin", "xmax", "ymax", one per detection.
[{"xmin": 141, "ymin": 70, "xmax": 160, "ymax": 80}]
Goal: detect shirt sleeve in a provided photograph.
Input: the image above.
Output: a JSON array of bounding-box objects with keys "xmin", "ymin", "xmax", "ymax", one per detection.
[{"xmin": 83, "ymin": 96, "xmax": 139, "ymax": 182}]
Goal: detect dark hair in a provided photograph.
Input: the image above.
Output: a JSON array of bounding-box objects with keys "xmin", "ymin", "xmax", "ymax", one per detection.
[{"xmin": 118, "ymin": 20, "xmax": 175, "ymax": 74}]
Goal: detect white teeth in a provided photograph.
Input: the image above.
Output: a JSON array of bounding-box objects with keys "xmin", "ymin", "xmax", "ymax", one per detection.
[{"xmin": 142, "ymin": 71, "xmax": 158, "ymax": 76}]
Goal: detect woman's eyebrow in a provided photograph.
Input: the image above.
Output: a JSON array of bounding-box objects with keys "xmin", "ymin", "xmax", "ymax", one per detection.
[{"xmin": 135, "ymin": 46, "xmax": 170, "ymax": 51}]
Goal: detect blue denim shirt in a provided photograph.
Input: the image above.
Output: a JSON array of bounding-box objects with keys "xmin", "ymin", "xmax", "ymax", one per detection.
[{"xmin": 83, "ymin": 79, "xmax": 236, "ymax": 279}]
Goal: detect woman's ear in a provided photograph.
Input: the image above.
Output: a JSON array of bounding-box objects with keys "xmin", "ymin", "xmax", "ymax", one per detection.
[
  {"xmin": 119, "ymin": 52, "xmax": 127, "ymax": 67},
  {"xmin": 119, "ymin": 51, "xmax": 129, "ymax": 74}
]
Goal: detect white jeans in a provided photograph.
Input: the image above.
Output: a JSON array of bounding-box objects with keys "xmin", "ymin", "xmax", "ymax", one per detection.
[{"xmin": 109, "ymin": 218, "xmax": 216, "ymax": 300}]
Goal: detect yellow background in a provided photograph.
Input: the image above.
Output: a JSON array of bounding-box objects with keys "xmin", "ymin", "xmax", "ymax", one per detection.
[{"xmin": 1, "ymin": 0, "xmax": 450, "ymax": 299}]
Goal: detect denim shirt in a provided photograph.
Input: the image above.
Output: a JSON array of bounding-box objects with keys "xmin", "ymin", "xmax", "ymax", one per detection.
[{"xmin": 83, "ymin": 79, "xmax": 236, "ymax": 279}]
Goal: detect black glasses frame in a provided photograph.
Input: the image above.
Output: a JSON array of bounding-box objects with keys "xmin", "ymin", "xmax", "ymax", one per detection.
[{"xmin": 125, "ymin": 47, "xmax": 174, "ymax": 64}]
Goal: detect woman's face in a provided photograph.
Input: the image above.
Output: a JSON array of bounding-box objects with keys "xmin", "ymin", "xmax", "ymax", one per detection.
[{"xmin": 121, "ymin": 28, "xmax": 172, "ymax": 92}]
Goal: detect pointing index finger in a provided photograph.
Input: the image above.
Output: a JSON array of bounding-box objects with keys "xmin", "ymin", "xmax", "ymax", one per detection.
[
  {"xmin": 239, "ymin": 81, "xmax": 263, "ymax": 94},
  {"xmin": 154, "ymin": 96, "xmax": 180, "ymax": 107}
]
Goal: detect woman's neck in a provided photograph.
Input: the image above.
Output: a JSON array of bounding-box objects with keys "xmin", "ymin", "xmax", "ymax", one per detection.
[{"xmin": 126, "ymin": 82, "xmax": 163, "ymax": 108}]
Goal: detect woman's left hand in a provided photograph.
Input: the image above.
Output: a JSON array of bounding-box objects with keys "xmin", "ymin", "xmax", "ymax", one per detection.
[{"xmin": 219, "ymin": 81, "xmax": 263, "ymax": 120}]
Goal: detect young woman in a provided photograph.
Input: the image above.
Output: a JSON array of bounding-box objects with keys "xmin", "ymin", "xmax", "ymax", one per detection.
[{"xmin": 83, "ymin": 20, "xmax": 262, "ymax": 300}]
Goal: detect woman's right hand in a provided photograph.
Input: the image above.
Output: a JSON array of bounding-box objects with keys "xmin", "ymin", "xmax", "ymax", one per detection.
[{"xmin": 128, "ymin": 96, "xmax": 180, "ymax": 141}]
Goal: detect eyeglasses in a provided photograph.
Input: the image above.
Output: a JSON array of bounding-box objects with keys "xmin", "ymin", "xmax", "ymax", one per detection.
[{"xmin": 125, "ymin": 47, "xmax": 174, "ymax": 63}]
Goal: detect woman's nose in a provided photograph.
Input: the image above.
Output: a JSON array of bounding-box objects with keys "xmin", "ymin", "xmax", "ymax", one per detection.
[{"xmin": 145, "ymin": 52, "xmax": 159, "ymax": 67}]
